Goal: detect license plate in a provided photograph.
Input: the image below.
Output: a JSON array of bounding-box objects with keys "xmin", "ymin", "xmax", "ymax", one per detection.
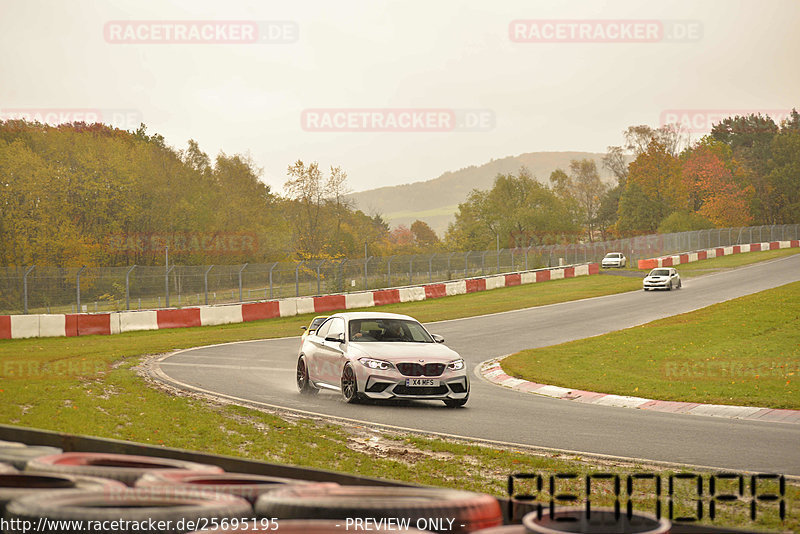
[{"xmin": 406, "ymin": 378, "xmax": 439, "ymax": 387}]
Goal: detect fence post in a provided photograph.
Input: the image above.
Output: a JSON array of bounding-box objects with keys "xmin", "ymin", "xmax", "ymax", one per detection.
[
  {"xmin": 464, "ymin": 251, "xmax": 470, "ymax": 277},
  {"xmin": 316, "ymin": 260, "xmax": 327, "ymax": 295},
  {"xmin": 204, "ymin": 265, "xmax": 214, "ymax": 305},
  {"xmin": 364, "ymin": 257, "xmax": 373, "ymax": 290},
  {"xmin": 268, "ymin": 262, "xmax": 278, "ymax": 299},
  {"xmin": 125, "ymin": 265, "xmax": 136, "ymax": 310},
  {"xmin": 238, "ymin": 263, "xmax": 248, "ymax": 302},
  {"xmin": 409, "ymin": 255, "xmax": 414, "ymax": 285},
  {"xmin": 165, "ymin": 265, "xmax": 175, "ymax": 307},
  {"xmin": 387, "ymin": 256, "xmax": 394, "ymax": 286},
  {"xmin": 23, "ymin": 265, "xmax": 34, "ymax": 314},
  {"xmin": 481, "ymin": 251, "xmax": 488, "ymax": 274},
  {"xmin": 295, "ymin": 261, "xmax": 305, "ymax": 297},
  {"xmin": 428, "ymin": 254, "xmax": 435, "ymax": 283},
  {"xmin": 76, "ymin": 265, "xmax": 86, "ymax": 312}
]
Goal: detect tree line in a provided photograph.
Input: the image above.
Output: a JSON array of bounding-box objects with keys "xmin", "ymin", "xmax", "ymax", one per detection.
[
  {"xmin": 0, "ymin": 121, "xmax": 417, "ymax": 268},
  {"xmin": 2, "ymin": 111, "xmax": 798, "ymax": 269},
  {"xmin": 445, "ymin": 110, "xmax": 800, "ymax": 249}
]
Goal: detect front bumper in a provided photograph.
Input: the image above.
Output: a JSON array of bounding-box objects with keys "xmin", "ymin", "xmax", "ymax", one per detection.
[
  {"xmin": 643, "ymin": 279, "xmax": 670, "ymax": 289},
  {"xmin": 359, "ymin": 371, "xmax": 469, "ymax": 401}
]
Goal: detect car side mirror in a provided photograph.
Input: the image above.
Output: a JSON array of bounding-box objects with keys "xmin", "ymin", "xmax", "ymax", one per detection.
[
  {"xmin": 325, "ymin": 333, "xmax": 345, "ymax": 343},
  {"xmin": 300, "ymin": 326, "xmax": 307, "ymax": 331},
  {"xmin": 431, "ymin": 334, "xmax": 445, "ymax": 343}
]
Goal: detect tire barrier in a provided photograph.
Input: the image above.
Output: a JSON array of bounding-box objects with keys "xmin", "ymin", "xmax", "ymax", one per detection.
[
  {"xmin": 0, "ymin": 463, "xmax": 16, "ymax": 474},
  {"xmin": 135, "ymin": 471, "xmax": 335, "ymax": 504},
  {"xmin": 521, "ymin": 507, "xmax": 671, "ymax": 534},
  {"xmin": 254, "ymin": 485, "xmax": 504, "ymax": 533},
  {"xmin": 3, "ymin": 488, "xmax": 253, "ymax": 534},
  {"xmin": 0, "ymin": 473, "xmax": 125, "ymax": 514},
  {"xmin": 0, "ymin": 263, "xmax": 599, "ymax": 340},
  {"xmin": 24, "ymin": 452, "xmax": 224, "ymax": 487},
  {"xmin": 0, "ymin": 445, "xmax": 62, "ymax": 470}
]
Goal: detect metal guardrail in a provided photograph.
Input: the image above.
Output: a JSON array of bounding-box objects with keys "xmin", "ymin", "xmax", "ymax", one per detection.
[{"xmin": 1, "ymin": 224, "xmax": 797, "ymax": 315}]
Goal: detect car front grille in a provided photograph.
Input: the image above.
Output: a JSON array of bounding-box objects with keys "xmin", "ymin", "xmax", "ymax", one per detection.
[
  {"xmin": 396, "ymin": 362, "xmax": 446, "ymax": 377},
  {"xmin": 392, "ymin": 385, "xmax": 449, "ymax": 396}
]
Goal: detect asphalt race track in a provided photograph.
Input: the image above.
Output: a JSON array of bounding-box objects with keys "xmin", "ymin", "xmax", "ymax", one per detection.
[{"xmin": 156, "ymin": 254, "xmax": 800, "ymax": 475}]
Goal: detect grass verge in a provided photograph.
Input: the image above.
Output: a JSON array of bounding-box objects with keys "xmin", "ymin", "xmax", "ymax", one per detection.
[{"xmin": 503, "ymin": 281, "xmax": 800, "ymax": 409}]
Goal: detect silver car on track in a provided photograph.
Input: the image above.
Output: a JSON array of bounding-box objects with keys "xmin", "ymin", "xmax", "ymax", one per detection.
[
  {"xmin": 296, "ymin": 312, "xmax": 469, "ymax": 407},
  {"xmin": 643, "ymin": 267, "xmax": 682, "ymax": 291}
]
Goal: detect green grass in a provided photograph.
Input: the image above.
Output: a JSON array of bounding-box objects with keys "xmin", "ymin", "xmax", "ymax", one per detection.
[{"xmin": 503, "ymin": 281, "xmax": 800, "ymax": 409}]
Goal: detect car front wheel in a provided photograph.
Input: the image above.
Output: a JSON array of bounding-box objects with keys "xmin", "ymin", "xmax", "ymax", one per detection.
[
  {"xmin": 296, "ymin": 356, "xmax": 318, "ymax": 395},
  {"xmin": 341, "ymin": 364, "xmax": 361, "ymax": 403}
]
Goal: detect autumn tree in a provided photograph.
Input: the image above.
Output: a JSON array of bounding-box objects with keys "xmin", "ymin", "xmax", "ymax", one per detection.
[
  {"xmin": 446, "ymin": 169, "xmax": 578, "ymax": 250},
  {"xmin": 617, "ymin": 140, "xmax": 684, "ymax": 235},
  {"xmin": 410, "ymin": 220, "xmax": 439, "ymax": 247}
]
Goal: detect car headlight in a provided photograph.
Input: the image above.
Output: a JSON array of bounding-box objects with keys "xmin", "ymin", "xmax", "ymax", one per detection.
[
  {"xmin": 447, "ymin": 359, "xmax": 465, "ymax": 371},
  {"xmin": 358, "ymin": 358, "xmax": 393, "ymax": 370}
]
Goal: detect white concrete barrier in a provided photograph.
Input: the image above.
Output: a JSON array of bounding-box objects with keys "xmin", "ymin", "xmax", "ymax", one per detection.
[
  {"xmin": 574, "ymin": 264, "xmax": 589, "ymax": 277},
  {"xmin": 118, "ymin": 311, "xmax": 159, "ymax": 332},
  {"xmin": 399, "ymin": 287, "xmax": 426, "ymax": 302},
  {"xmin": 345, "ymin": 292, "xmax": 374, "ymax": 309},
  {"xmin": 200, "ymin": 305, "xmax": 243, "ymax": 326},
  {"xmin": 278, "ymin": 299, "xmax": 298, "ymax": 318},
  {"xmin": 521, "ymin": 272, "xmax": 537, "ymax": 284},
  {"xmin": 38, "ymin": 315, "xmax": 66, "ymax": 337},
  {"xmin": 445, "ymin": 281, "xmax": 467, "ymax": 296},
  {"xmin": 485, "ymin": 276, "xmax": 505, "ymax": 290},
  {"xmin": 550, "ymin": 268, "xmax": 565, "ymax": 280},
  {"xmin": 10, "ymin": 315, "xmax": 40, "ymax": 339},
  {"xmin": 295, "ymin": 298, "xmax": 316, "ymax": 316},
  {"xmin": 109, "ymin": 313, "xmax": 121, "ymax": 335}
]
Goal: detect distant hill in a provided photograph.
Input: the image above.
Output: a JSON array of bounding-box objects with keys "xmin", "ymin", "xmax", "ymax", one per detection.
[{"xmin": 348, "ymin": 151, "xmax": 617, "ymax": 235}]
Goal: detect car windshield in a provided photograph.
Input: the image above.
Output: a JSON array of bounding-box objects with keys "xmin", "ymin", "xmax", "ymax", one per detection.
[
  {"xmin": 348, "ymin": 318, "xmax": 433, "ymax": 343},
  {"xmin": 309, "ymin": 317, "xmax": 326, "ymax": 330},
  {"xmin": 650, "ymin": 269, "xmax": 670, "ymax": 276},
  {"xmin": 605, "ymin": 253, "xmax": 620, "ymax": 258}
]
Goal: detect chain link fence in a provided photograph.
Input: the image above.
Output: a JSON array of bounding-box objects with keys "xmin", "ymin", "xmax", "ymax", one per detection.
[{"xmin": 1, "ymin": 224, "xmax": 797, "ymax": 315}]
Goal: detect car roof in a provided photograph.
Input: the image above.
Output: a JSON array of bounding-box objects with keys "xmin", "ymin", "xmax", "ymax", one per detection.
[{"xmin": 327, "ymin": 311, "xmax": 417, "ymax": 322}]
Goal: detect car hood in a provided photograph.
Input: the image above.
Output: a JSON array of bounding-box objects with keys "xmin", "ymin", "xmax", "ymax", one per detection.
[
  {"xmin": 348, "ymin": 342, "xmax": 460, "ymax": 362},
  {"xmin": 645, "ymin": 275, "xmax": 667, "ymax": 280}
]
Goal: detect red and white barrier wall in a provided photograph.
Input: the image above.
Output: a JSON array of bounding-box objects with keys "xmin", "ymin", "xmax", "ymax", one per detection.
[
  {"xmin": 637, "ymin": 240, "xmax": 800, "ymax": 270},
  {"xmin": 0, "ymin": 263, "xmax": 598, "ymax": 340}
]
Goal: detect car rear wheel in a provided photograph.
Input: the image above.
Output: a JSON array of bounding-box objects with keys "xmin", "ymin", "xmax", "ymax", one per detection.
[
  {"xmin": 677, "ymin": 279, "xmax": 682, "ymax": 289},
  {"xmin": 341, "ymin": 364, "xmax": 361, "ymax": 404},
  {"xmin": 296, "ymin": 356, "xmax": 318, "ymax": 395}
]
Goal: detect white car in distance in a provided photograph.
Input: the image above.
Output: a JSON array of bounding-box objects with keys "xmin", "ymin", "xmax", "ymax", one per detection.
[
  {"xmin": 296, "ymin": 312, "xmax": 469, "ymax": 407},
  {"xmin": 601, "ymin": 252, "xmax": 627, "ymax": 268},
  {"xmin": 643, "ymin": 268, "xmax": 682, "ymax": 291}
]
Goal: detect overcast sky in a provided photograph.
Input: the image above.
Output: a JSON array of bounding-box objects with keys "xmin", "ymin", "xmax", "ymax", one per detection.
[{"xmin": 1, "ymin": 0, "xmax": 798, "ymax": 194}]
